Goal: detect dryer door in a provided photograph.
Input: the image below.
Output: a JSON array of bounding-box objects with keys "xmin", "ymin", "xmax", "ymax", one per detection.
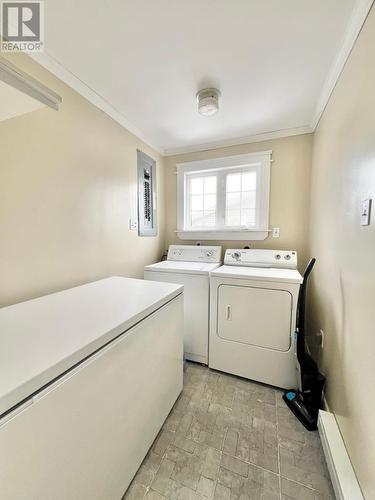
[{"xmin": 217, "ymin": 285, "xmax": 292, "ymax": 351}]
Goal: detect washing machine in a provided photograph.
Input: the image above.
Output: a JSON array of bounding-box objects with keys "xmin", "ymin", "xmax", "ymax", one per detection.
[
  {"xmin": 209, "ymin": 249, "xmax": 303, "ymax": 389},
  {"xmin": 144, "ymin": 245, "xmax": 222, "ymax": 364}
]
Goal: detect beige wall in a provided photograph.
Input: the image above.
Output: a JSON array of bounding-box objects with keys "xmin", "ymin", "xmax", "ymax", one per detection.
[
  {"xmin": 164, "ymin": 134, "xmax": 313, "ymax": 271},
  {"xmin": 308, "ymin": 7, "xmax": 375, "ymax": 498},
  {"xmin": 2, "ymin": 19, "xmax": 374, "ymax": 496},
  {"xmin": 0, "ymin": 53, "xmax": 166, "ymax": 307}
]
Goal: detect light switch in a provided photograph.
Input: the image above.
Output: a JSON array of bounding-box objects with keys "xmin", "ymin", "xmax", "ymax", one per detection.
[
  {"xmin": 361, "ymin": 199, "xmax": 372, "ymax": 226},
  {"xmin": 272, "ymin": 227, "xmax": 280, "ymax": 238}
]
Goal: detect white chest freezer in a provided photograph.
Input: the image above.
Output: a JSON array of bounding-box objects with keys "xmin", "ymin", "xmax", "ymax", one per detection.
[{"xmin": 0, "ymin": 276, "xmax": 184, "ymax": 500}]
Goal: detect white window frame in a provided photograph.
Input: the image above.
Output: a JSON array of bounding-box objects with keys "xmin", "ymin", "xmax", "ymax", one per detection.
[{"xmin": 176, "ymin": 151, "xmax": 271, "ymax": 241}]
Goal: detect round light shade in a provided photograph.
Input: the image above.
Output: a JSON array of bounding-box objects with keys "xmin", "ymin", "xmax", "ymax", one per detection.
[{"xmin": 196, "ymin": 88, "xmax": 220, "ymax": 116}]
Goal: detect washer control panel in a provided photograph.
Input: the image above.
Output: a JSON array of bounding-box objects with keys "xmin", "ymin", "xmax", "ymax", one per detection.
[
  {"xmin": 167, "ymin": 245, "xmax": 222, "ymax": 263},
  {"xmin": 224, "ymin": 249, "xmax": 298, "ymax": 269}
]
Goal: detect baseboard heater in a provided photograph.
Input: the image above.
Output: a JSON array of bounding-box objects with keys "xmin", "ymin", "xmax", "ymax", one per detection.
[{"xmin": 318, "ymin": 410, "xmax": 364, "ymax": 500}]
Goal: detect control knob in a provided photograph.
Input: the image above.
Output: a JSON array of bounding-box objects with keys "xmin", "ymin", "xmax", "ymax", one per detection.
[{"xmin": 232, "ymin": 251, "xmax": 241, "ymax": 260}]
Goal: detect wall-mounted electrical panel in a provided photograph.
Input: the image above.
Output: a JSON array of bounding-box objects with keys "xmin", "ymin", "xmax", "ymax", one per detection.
[{"xmin": 137, "ymin": 150, "xmax": 157, "ymax": 236}]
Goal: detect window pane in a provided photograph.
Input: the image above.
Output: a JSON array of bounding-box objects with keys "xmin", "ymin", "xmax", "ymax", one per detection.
[
  {"xmin": 201, "ymin": 211, "xmax": 216, "ymax": 226},
  {"xmin": 191, "ymin": 211, "xmax": 204, "ymax": 226},
  {"xmin": 226, "ymin": 192, "xmax": 241, "ymax": 211},
  {"xmin": 225, "ymin": 170, "xmax": 258, "ymax": 228},
  {"xmin": 226, "ymin": 210, "xmax": 241, "ymax": 226},
  {"xmin": 191, "ymin": 210, "xmax": 216, "ymax": 227},
  {"xmin": 204, "ymin": 176, "xmax": 217, "ymax": 194},
  {"xmin": 242, "ymin": 172, "xmax": 256, "ymax": 191},
  {"xmin": 189, "ymin": 175, "xmax": 217, "ymax": 228},
  {"xmin": 191, "ymin": 195, "xmax": 203, "ymax": 211},
  {"xmin": 226, "ymin": 173, "xmax": 241, "ymax": 192},
  {"xmin": 190, "ymin": 177, "xmax": 204, "ymax": 195},
  {"xmin": 204, "ymin": 194, "xmax": 216, "ymax": 211},
  {"xmin": 241, "ymin": 209, "xmax": 256, "ymax": 226},
  {"xmin": 241, "ymin": 191, "xmax": 256, "ymax": 209}
]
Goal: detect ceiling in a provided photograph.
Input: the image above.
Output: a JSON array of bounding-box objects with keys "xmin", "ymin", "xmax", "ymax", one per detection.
[{"xmin": 40, "ymin": 0, "xmax": 363, "ymax": 154}]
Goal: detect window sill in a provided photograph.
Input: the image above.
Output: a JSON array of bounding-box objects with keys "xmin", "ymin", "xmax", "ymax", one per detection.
[{"xmin": 176, "ymin": 230, "xmax": 269, "ymax": 241}]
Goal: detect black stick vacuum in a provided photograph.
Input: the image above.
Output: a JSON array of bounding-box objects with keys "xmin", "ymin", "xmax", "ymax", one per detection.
[{"xmin": 283, "ymin": 258, "xmax": 325, "ymax": 431}]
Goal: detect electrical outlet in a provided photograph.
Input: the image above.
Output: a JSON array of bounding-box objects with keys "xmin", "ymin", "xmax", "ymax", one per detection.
[
  {"xmin": 272, "ymin": 227, "xmax": 280, "ymax": 238},
  {"xmin": 129, "ymin": 218, "xmax": 138, "ymax": 231}
]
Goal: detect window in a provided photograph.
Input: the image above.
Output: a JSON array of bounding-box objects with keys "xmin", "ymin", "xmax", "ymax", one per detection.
[{"xmin": 177, "ymin": 151, "xmax": 271, "ymax": 240}]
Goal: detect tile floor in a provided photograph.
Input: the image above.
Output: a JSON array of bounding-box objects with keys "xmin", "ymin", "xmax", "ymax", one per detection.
[{"xmin": 124, "ymin": 363, "xmax": 334, "ymax": 500}]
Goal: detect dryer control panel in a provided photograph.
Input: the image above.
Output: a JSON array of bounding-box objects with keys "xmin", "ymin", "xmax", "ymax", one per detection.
[
  {"xmin": 167, "ymin": 245, "xmax": 222, "ymax": 263},
  {"xmin": 224, "ymin": 249, "xmax": 297, "ymax": 269}
]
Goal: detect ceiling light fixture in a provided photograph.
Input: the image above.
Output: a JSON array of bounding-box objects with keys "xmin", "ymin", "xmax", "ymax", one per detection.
[{"xmin": 197, "ymin": 88, "xmax": 220, "ymax": 117}]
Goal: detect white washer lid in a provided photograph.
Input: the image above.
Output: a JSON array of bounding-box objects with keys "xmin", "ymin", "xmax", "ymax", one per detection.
[
  {"xmin": 144, "ymin": 260, "xmax": 221, "ymax": 275},
  {"xmin": 0, "ymin": 276, "xmax": 183, "ymax": 417},
  {"xmin": 211, "ymin": 265, "xmax": 303, "ymax": 284}
]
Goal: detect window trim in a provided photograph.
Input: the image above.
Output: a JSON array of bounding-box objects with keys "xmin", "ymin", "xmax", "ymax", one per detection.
[{"xmin": 176, "ymin": 151, "xmax": 271, "ymax": 241}]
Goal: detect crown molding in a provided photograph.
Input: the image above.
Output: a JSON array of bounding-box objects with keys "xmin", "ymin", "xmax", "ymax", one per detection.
[
  {"xmin": 26, "ymin": 0, "xmax": 373, "ymax": 156},
  {"xmin": 163, "ymin": 126, "xmax": 313, "ymax": 156},
  {"xmin": 29, "ymin": 52, "xmax": 164, "ymax": 155},
  {"xmin": 311, "ymin": 0, "xmax": 374, "ymax": 130},
  {"xmin": 30, "ymin": 52, "xmax": 312, "ymax": 157}
]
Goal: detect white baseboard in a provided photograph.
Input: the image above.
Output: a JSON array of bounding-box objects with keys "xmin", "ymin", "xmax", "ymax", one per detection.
[
  {"xmin": 322, "ymin": 393, "xmax": 330, "ymax": 412},
  {"xmin": 318, "ymin": 410, "xmax": 364, "ymax": 500}
]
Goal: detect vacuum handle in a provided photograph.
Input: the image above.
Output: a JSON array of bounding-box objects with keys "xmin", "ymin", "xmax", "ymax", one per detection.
[{"xmin": 303, "ymin": 258, "xmax": 316, "ymax": 282}]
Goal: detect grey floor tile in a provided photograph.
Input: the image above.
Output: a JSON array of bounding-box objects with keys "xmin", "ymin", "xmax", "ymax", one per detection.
[
  {"xmin": 280, "ymin": 477, "xmax": 332, "ymax": 499},
  {"xmin": 123, "ymin": 363, "xmax": 333, "ymax": 500},
  {"xmin": 197, "ymin": 475, "xmax": 215, "ymax": 498},
  {"xmin": 151, "ymin": 458, "xmax": 175, "ymax": 495},
  {"xmin": 214, "ymin": 482, "xmax": 231, "ymax": 500},
  {"xmin": 124, "ymin": 482, "xmax": 147, "ymax": 499},
  {"xmin": 145, "ymin": 490, "xmax": 166, "ymax": 499},
  {"xmin": 170, "ymin": 445, "xmax": 205, "ymax": 491},
  {"xmin": 176, "ymin": 485, "xmax": 204, "ymax": 500},
  {"xmin": 135, "ymin": 465, "xmax": 155, "ymax": 488},
  {"xmin": 143, "ymin": 450, "xmax": 163, "ymax": 473},
  {"xmin": 164, "ymin": 478, "xmax": 185, "ymax": 500},
  {"xmin": 217, "ymin": 464, "xmax": 279, "ymax": 500},
  {"xmin": 174, "ymin": 434, "xmax": 197, "ymax": 453},
  {"xmin": 153, "ymin": 430, "xmax": 176, "ymax": 456},
  {"xmin": 217, "ymin": 466, "xmax": 244, "ymax": 489},
  {"xmin": 279, "ymin": 445, "xmax": 334, "ymax": 497},
  {"xmin": 249, "ymin": 445, "xmax": 279, "ymax": 474},
  {"xmin": 221, "ymin": 453, "xmax": 249, "ymax": 477},
  {"xmin": 200, "ymin": 429, "xmax": 226, "ymax": 451},
  {"xmin": 247, "ymin": 464, "xmax": 280, "ymax": 494},
  {"xmin": 164, "ymin": 411, "xmax": 184, "ymax": 432},
  {"xmin": 165, "ymin": 444, "xmax": 195, "ymax": 466},
  {"xmin": 201, "ymin": 446, "xmax": 221, "ymax": 480},
  {"xmin": 223, "ymin": 428, "xmax": 239, "ymax": 455}
]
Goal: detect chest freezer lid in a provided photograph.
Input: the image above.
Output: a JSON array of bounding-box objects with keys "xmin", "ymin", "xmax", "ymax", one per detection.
[
  {"xmin": 0, "ymin": 277, "xmax": 183, "ymax": 417},
  {"xmin": 144, "ymin": 260, "xmax": 221, "ymax": 275},
  {"xmin": 211, "ymin": 265, "xmax": 303, "ymax": 284}
]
